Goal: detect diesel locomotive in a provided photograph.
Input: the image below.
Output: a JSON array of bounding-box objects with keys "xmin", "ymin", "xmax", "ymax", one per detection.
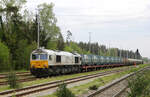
[{"xmin": 30, "ymin": 48, "xmax": 143, "ymax": 77}]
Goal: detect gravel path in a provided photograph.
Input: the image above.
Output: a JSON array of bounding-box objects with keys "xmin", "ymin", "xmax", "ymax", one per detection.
[
  {"xmin": 79, "ymin": 79, "xmax": 128, "ymax": 97},
  {"xmin": 117, "ymin": 88, "xmax": 130, "ymax": 97},
  {"xmin": 93, "ymin": 80, "xmax": 128, "ymax": 97}
]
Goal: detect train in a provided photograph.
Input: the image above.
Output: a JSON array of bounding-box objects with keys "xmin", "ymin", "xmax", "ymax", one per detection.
[{"xmin": 30, "ymin": 48, "xmax": 143, "ymax": 77}]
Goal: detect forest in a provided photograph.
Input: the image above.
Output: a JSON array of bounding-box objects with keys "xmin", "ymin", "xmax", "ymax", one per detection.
[{"xmin": 0, "ymin": 0, "xmax": 141, "ymax": 71}]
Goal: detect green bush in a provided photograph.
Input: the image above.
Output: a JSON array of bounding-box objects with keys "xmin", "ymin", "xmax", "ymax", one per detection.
[
  {"xmin": 56, "ymin": 82, "xmax": 75, "ymax": 97},
  {"xmin": 128, "ymin": 70, "xmax": 150, "ymax": 97},
  {"xmin": 89, "ymin": 85, "xmax": 98, "ymax": 90},
  {"xmin": 0, "ymin": 41, "xmax": 10, "ymax": 71},
  {"xmin": 7, "ymin": 71, "xmax": 20, "ymax": 89}
]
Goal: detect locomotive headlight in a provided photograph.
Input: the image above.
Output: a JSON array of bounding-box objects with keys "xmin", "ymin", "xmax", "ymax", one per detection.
[
  {"xmin": 31, "ymin": 64, "xmax": 35, "ymax": 68},
  {"xmin": 43, "ymin": 64, "xmax": 47, "ymax": 67}
]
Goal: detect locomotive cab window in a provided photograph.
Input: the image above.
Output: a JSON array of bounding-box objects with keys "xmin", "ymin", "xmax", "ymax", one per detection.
[
  {"xmin": 49, "ymin": 55, "xmax": 52, "ymax": 60},
  {"xmin": 75, "ymin": 57, "xmax": 79, "ymax": 63},
  {"xmin": 40, "ymin": 54, "xmax": 47, "ymax": 60},
  {"xmin": 80, "ymin": 57, "xmax": 82, "ymax": 61},
  {"xmin": 32, "ymin": 54, "xmax": 39, "ymax": 60},
  {"xmin": 56, "ymin": 55, "xmax": 61, "ymax": 63}
]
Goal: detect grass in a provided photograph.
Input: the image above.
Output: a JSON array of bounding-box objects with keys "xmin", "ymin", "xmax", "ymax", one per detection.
[
  {"xmin": 0, "ymin": 86, "xmax": 10, "ymax": 92},
  {"xmin": 0, "ymin": 64, "xmax": 148, "ymax": 93},
  {"xmin": 41, "ymin": 64, "xmax": 149, "ymax": 97}
]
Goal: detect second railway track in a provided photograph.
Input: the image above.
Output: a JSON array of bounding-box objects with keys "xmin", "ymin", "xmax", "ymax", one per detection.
[
  {"xmin": 0, "ymin": 67, "xmax": 130, "ymax": 97},
  {"xmin": 86, "ymin": 66, "xmax": 150, "ymax": 97}
]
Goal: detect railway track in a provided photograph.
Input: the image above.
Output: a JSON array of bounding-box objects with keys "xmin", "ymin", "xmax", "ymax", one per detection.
[
  {"xmin": 0, "ymin": 72, "xmax": 34, "ymax": 86},
  {"xmin": 0, "ymin": 67, "xmax": 132, "ymax": 86},
  {"xmin": 0, "ymin": 76, "xmax": 36, "ymax": 85},
  {"xmin": 0, "ymin": 71, "xmax": 29, "ymax": 75},
  {"xmin": 87, "ymin": 66, "xmax": 150, "ymax": 97},
  {"xmin": 0, "ymin": 72, "xmax": 31, "ymax": 79},
  {"xmin": 0, "ymin": 67, "xmax": 130, "ymax": 97}
]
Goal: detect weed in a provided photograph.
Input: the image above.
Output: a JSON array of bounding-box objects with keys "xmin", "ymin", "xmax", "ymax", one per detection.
[
  {"xmin": 56, "ymin": 82, "xmax": 75, "ymax": 97},
  {"xmin": 89, "ymin": 85, "xmax": 98, "ymax": 90}
]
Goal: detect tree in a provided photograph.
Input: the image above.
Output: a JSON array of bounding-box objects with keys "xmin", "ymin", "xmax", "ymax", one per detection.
[
  {"xmin": 38, "ymin": 3, "xmax": 63, "ymax": 48},
  {"xmin": 0, "ymin": 41, "xmax": 10, "ymax": 71},
  {"xmin": 15, "ymin": 40, "xmax": 37, "ymax": 70},
  {"xmin": 57, "ymin": 33, "xmax": 65, "ymax": 50},
  {"xmin": 0, "ymin": 1, "xmax": 65, "ymax": 71},
  {"xmin": 0, "ymin": 0, "xmax": 28, "ymax": 70},
  {"xmin": 0, "ymin": 16, "xmax": 4, "ymax": 39},
  {"xmin": 66, "ymin": 30, "xmax": 72, "ymax": 45},
  {"xmin": 64, "ymin": 42, "xmax": 82, "ymax": 53},
  {"xmin": 135, "ymin": 49, "xmax": 141, "ymax": 59}
]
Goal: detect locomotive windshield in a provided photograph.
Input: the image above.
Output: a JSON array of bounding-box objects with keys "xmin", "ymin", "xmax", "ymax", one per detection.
[
  {"xmin": 32, "ymin": 54, "xmax": 39, "ymax": 60},
  {"xmin": 32, "ymin": 54, "xmax": 47, "ymax": 60},
  {"xmin": 40, "ymin": 54, "xmax": 47, "ymax": 60}
]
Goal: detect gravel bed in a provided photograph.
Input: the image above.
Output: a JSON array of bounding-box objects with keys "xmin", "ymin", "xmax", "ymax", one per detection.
[
  {"xmin": 79, "ymin": 78, "xmax": 128, "ymax": 97},
  {"xmin": 117, "ymin": 88, "xmax": 130, "ymax": 97},
  {"xmin": 93, "ymin": 80, "xmax": 128, "ymax": 97}
]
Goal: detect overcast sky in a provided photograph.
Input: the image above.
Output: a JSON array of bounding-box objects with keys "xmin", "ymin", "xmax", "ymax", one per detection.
[{"xmin": 26, "ymin": 0, "xmax": 150, "ymax": 58}]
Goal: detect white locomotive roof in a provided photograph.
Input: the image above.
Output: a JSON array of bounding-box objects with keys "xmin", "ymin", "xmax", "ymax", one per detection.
[
  {"xmin": 32, "ymin": 48, "xmax": 81, "ymax": 57},
  {"xmin": 44, "ymin": 49, "xmax": 56, "ymax": 55},
  {"xmin": 55, "ymin": 51, "xmax": 73, "ymax": 56}
]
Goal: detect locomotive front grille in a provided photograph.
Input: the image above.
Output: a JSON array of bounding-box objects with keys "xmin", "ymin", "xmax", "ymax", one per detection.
[{"xmin": 30, "ymin": 60, "xmax": 48, "ymax": 68}]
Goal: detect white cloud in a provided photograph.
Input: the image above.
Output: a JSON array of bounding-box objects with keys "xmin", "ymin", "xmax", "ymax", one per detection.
[
  {"xmin": 26, "ymin": 0, "xmax": 150, "ymax": 58},
  {"xmin": 54, "ymin": 0, "xmax": 150, "ymax": 18}
]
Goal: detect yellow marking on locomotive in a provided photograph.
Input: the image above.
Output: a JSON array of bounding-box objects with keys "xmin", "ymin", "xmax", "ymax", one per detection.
[{"xmin": 30, "ymin": 60, "xmax": 48, "ymax": 68}]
